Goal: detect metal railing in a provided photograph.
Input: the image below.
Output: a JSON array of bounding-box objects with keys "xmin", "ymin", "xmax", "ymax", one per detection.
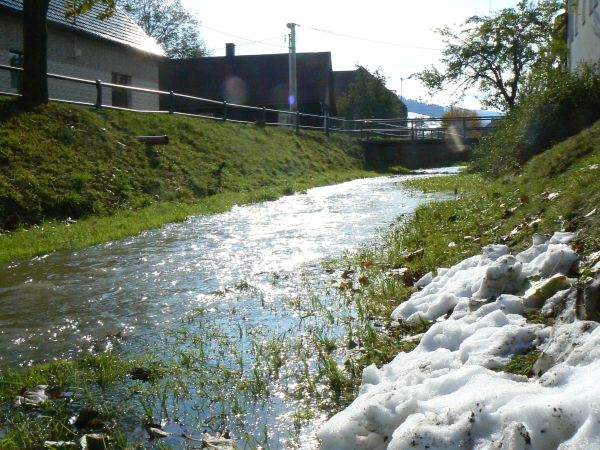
[
  {"xmin": 354, "ymin": 116, "xmax": 502, "ymax": 141},
  {"xmin": 0, "ymin": 64, "xmax": 502, "ymax": 141}
]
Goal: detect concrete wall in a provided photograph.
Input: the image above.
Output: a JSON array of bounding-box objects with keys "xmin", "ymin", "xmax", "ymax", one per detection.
[
  {"xmin": 0, "ymin": 12, "xmax": 160, "ymax": 109},
  {"xmin": 568, "ymin": 0, "xmax": 600, "ymax": 71},
  {"xmin": 362, "ymin": 140, "xmax": 472, "ymax": 170}
]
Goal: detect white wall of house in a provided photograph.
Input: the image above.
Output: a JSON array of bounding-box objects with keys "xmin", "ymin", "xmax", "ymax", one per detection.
[
  {"xmin": 0, "ymin": 12, "xmax": 160, "ymax": 110},
  {"xmin": 568, "ymin": 0, "xmax": 600, "ymax": 71}
]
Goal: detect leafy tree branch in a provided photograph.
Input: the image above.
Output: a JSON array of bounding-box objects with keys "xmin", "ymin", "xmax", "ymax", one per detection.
[
  {"xmin": 117, "ymin": 0, "xmax": 208, "ymax": 58},
  {"xmin": 416, "ymin": 0, "xmax": 565, "ymax": 111}
]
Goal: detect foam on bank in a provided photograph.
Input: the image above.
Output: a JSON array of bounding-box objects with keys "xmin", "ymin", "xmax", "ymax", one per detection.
[{"xmin": 318, "ymin": 232, "xmax": 600, "ymax": 449}]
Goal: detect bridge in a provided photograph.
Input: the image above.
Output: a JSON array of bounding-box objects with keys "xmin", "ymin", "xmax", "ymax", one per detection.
[
  {"xmin": 336, "ymin": 116, "xmax": 500, "ymax": 141},
  {"xmin": 337, "ymin": 116, "xmax": 502, "ymax": 169}
]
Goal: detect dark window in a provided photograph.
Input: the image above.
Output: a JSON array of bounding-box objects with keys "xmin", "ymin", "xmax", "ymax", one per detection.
[
  {"xmin": 111, "ymin": 73, "xmax": 131, "ymax": 108},
  {"xmin": 9, "ymin": 50, "xmax": 23, "ymax": 94}
]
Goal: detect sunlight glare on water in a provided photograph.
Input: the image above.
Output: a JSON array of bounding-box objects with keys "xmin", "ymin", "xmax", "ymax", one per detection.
[{"xmin": 0, "ymin": 170, "xmax": 455, "ymax": 366}]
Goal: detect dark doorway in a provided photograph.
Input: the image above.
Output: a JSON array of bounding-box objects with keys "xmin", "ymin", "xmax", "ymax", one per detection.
[{"xmin": 111, "ymin": 72, "xmax": 131, "ymax": 108}]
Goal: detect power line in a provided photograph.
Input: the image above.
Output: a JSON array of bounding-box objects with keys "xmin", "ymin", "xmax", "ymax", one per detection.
[
  {"xmin": 297, "ymin": 24, "xmax": 442, "ymax": 51},
  {"xmin": 212, "ymin": 35, "xmax": 287, "ymax": 52},
  {"xmin": 199, "ymin": 24, "xmax": 288, "ymax": 49}
]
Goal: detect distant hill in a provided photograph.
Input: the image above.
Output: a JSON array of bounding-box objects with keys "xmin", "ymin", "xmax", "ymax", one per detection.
[
  {"xmin": 403, "ymin": 98, "xmax": 503, "ymax": 118},
  {"xmin": 404, "ymin": 98, "xmax": 446, "ymax": 117}
]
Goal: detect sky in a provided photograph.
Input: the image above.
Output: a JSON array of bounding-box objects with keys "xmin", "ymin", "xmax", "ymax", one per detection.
[{"xmin": 181, "ymin": 0, "xmax": 521, "ymax": 110}]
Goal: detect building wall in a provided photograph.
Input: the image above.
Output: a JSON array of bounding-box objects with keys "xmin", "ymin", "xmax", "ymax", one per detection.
[
  {"xmin": 0, "ymin": 12, "xmax": 160, "ymax": 109},
  {"xmin": 568, "ymin": 0, "xmax": 600, "ymax": 71}
]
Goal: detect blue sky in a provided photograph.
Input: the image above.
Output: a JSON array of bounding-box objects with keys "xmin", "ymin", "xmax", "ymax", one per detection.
[{"xmin": 182, "ymin": 1, "xmax": 521, "ymax": 109}]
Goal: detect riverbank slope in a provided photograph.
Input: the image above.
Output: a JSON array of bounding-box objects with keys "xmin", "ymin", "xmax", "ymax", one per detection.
[
  {"xmin": 318, "ymin": 118, "xmax": 600, "ymax": 447},
  {"xmin": 1, "ymin": 118, "xmax": 598, "ymax": 448},
  {"xmin": 0, "ymin": 98, "xmax": 373, "ymax": 262}
]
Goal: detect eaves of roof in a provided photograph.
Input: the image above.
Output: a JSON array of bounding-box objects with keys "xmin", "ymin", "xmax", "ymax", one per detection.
[{"xmin": 0, "ymin": 0, "xmax": 165, "ymax": 57}]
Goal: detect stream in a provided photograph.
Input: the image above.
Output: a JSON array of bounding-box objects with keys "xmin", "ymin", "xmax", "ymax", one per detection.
[{"xmin": 0, "ymin": 169, "xmax": 455, "ymax": 447}]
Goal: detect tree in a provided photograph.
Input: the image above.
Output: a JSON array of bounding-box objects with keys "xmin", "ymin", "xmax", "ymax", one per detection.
[
  {"xmin": 117, "ymin": 0, "xmax": 208, "ymax": 58},
  {"xmin": 337, "ymin": 66, "xmax": 407, "ymax": 120},
  {"xmin": 22, "ymin": 0, "xmax": 116, "ymax": 105},
  {"xmin": 520, "ymin": 9, "xmax": 569, "ymax": 98},
  {"xmin": 441, "ymin": 106, "xmax": 482, "ymax": 139},
  {"xmin": 416, "ymin": 0, "xmax": 564, "ymax": 111}
]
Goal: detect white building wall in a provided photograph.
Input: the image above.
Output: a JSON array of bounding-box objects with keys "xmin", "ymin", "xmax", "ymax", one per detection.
[
  {"xmin": 0, "ymin": 13, "xmax": 160, "ymax": 109},
  {"xmin": 0, "ymin": 13, "xmax": 21, "ymax": 97},
  {"xmin": 568, "ymin": 0, "xmax": 600, "ymax": 71}
]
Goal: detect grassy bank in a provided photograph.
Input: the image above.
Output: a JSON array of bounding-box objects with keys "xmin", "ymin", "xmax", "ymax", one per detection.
[
  {"xmin": 333, "ymin": 118, "xmax": 600, "ymax": 387},
  {"xmin": 4, "ymin": 117, "xmax": 599, "ymax": 446},
  {"xmin": 3, "ymin": 97, "xmax": 600, "ymax": 447},
  {"xmin": 0, "ymin": 98, "xmax": 373, "ymax": 262},
  {"xmin": 0, "ymin": 170, "xmax": 370, "ymax": 263}
]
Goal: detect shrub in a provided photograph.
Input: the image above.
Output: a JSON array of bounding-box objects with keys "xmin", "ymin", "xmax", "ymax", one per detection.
[
  {"xmin": 442, "ymin": 107, "xmax": 482, "ymax": 139},
  {"xmin": 471, "ymin": 65, "xmax": 600, "ymax": 178}
]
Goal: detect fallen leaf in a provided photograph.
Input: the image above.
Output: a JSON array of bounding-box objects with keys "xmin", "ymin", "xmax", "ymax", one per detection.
[
  {"xmin": 148, "ymin": 427, "xmax": 171, "ymax": 439},
  {"xmin": 341, "ymin": 270, "xmax": 354, "ymax": 279},
  {"xmin": 361, "ymin": 260, "xmax": 374, "ymax": 269},
  {"xmin": 339, "ymin": 280, "xmax": 352, "ymax": 290}
]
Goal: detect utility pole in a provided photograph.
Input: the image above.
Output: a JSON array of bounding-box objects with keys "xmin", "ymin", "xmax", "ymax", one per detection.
[
  {"xmin": 401, "ymin": 74, "xmax": 414, "ymax": 103},
  {"xmin": 287, "ymin": 23, "xmax": 298, "ymax": 116},
  {"xmin": 400, "ymin": 77, "xmax": 404, "ymax": 102}
]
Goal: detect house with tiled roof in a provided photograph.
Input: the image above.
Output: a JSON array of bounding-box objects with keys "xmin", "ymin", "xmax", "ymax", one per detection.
[{"xmin": 0, "ymin": 0, "xmax": 165, "ymax": 109}]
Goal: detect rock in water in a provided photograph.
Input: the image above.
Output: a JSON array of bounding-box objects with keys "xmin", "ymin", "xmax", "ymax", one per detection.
[{"xmin": 14, "ymin": 385, "xmax": 48, "ymax": 407}]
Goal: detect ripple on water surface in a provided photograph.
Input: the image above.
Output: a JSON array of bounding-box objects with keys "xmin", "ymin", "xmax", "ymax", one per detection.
[
  {"xmin": 1, "ymin": 171, "xmax": 460, "ymax": 446},
  {"xmin": 0, "ymin": 172, "xmax": 456, "ymax": 365}
]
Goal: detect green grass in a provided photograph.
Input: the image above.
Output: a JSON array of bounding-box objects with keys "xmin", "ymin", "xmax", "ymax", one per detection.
[
  {"xmin": 331, "ymin": 118, "xmax": 600, "ymax": 378},
  {"xmin": 0, "ymin": 97, "xmax": 377, "ymax": 262},
  {"xmin": 4, "ymin": 99, "xmax": 600, "ymax": 445},
  {"xmin": 501, "ymin": 350, "xmax": 541, "ymax": 377},
  {"xmin": 0, "ymin": 354, "xmax": 132, "ymax": 402},
  {"xmin": 390, "ymin": 119, "xmax": 600, "ymax": 269},
  {"xmin": 471, "ymin": 66, "xmax": 600, "ymax": 177},
  {"xmin": 0, "ymin": 170, "xmax": 370, "ymax": 262},
  {"xmin": 0, "ymin": 353, "xmax": 137, "ymax": 449}
]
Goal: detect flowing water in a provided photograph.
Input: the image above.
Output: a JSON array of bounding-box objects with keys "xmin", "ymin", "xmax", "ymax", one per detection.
[{"xmin": 0, "ymin": 169, "xmax": 455, "ymax": 447}]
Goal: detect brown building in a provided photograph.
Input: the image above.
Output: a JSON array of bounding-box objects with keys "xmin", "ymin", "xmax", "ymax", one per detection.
[{"xmin": 159, "ymin": 45, "xmax": 335, "ymax": 125}]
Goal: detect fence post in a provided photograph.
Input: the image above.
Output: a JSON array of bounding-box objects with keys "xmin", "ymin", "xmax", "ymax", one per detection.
[
  {"xmin": 95, "ymin": 79, "xmax": 102, "ymax": 109},
  {"xmin": 169, "ymin": 91, "xmax": 174, "ymax": 114},
  {"xmin": 262, "ymin": 106, "xmax": 267, "ymax": 124},
  {"xmin": 411, "ymin": 120, "xmax": 415, "ymax": 140},
  {"xmin": 222, "ymin": 101, "xmax": 228, "ymax": 121},
  {"xmin": 462, "ymin": 117, "xmax": 467, "ymax": 142},
  {"xmin": 325, "ymin": 112, "xmax": 330, "ymax": 137},
  {"xmin": 295, "ymin": 111, "xmax": 300, "ymax": 133}
]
